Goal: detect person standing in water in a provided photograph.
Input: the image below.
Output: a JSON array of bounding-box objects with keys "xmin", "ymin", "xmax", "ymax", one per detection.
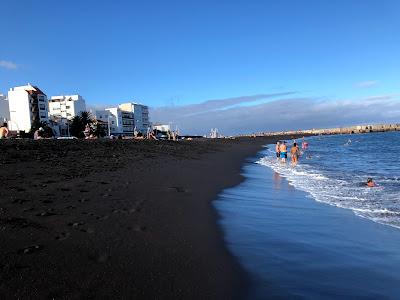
[
  {"xmin": 291, "ymin": 142, "xmax": 300, "ymax": 165},
  {"xmin": 279, "ymin": 141, "xmax": 287, "ymax": 163},
  {"xmin": 302, "ymin": 137, "xmax": 308, "ymax": 150},
  {"xmin": 275, "ymin": 141, "xmax": 281, "ymax": 160}
]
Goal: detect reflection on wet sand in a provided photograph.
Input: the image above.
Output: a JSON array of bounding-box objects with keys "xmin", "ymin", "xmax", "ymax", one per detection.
[{"xmin": 273, "ymin": 172, "xmax": 282, "ymax": 190}]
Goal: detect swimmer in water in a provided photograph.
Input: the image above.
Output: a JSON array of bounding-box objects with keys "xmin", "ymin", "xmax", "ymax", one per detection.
[
  {"xmin": 366, "ymin": 178, "xmax": 376, "ymax": 187},
  {"xmin": 301, "ymin": 137, "xmax": 308, "ymax": 150},
  {"xmin": 344, "ymin": 139, "xmax": 352, "ymax": 146}
]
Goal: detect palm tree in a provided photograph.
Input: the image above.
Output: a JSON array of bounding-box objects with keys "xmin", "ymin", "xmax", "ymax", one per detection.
[{"xmin": 70, "ymin": 111, "xmax": 93, "ymax": 138}]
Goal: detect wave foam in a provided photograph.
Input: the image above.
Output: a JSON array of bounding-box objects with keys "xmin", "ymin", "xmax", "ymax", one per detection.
[{"xmin": 257, "ymin": 155, "xmax": 400, "ymax": 229}]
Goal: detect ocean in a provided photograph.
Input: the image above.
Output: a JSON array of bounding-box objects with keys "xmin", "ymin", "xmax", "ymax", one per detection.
[
  {"xmin": 214, "ymin": 132, "xmax": 400, "ymax": 299},
  {"xmin": 260, "ymin": 132, "xmax": 400, "ymax": 229}
]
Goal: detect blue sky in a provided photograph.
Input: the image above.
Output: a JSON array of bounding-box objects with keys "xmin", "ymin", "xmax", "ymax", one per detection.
[{"xmin": 1, "ymin": 0, "xmax": 399, "ymax": 133}]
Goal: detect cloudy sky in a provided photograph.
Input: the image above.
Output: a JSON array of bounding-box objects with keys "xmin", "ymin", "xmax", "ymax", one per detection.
[
  {"xmin": 1, "ymin": 0, "xmax": 399, "ymax": 134},
  {"xmin": 151, "ymin": 92, "xmax": 400, "ymax": 135}
]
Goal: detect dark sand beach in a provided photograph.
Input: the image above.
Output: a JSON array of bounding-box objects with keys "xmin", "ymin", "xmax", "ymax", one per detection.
[{"xmin": 0, "ymin": 137, "xmax": 298, "ymax": 299}]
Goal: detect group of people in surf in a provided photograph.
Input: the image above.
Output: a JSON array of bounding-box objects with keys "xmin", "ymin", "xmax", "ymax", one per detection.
[
  {"xmin": 274, "ymin": 137, "xmax": 377, "ymax": 187},
  {"xmin": 275, "ymin": 138, "xmax": 308, "ymax": 166}
]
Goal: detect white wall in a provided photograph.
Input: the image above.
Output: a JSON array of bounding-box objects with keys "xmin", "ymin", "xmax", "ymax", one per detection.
[
  {"xmin": 119, "ymin": 102, "xmax": 150, "ymax": 133},
  {"xmin": 105, "ymin": 107, "xmax": 123, "ymax": 134},
  {"xmin": 8, "ymin": 85, "xmax": 49, "ymax": 132},
  {"xmin": 49, "ymin": 95, "xmax": 86, "ymax": 120},
  {"xmin": 8, "ymin": 89, "xmax": 31, "ymax": 132}
]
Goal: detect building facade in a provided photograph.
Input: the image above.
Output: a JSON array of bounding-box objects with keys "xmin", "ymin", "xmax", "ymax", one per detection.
[
  {"xmin": 119, "ymin": 102, "xmax": 150, "ymax": 133},
  {"xmin": 120, "ymin": 110, "xmax": 134, "ymax": 135},
  {"xmin": 8, "ymin": 84, "xmax": 49, "ymax": 132},
  {"xmin": 0, "ymin": 94, "xmax": 10, "ymax": 124},
  {"xmin": 48, "ymin": 95, "xmax": 86, "ymax": 120},
  {"xmin": 94, "ymin": 107, "xmax": 134, "ymax": 136}
]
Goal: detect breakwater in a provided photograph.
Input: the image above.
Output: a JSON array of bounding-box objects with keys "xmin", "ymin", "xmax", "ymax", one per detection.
[{"xmin": 251, "ymin": 123, "xmax": 400, "ymax": 137}]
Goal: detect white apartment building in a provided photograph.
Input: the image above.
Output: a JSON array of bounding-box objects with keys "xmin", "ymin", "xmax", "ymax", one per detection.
[
  {"xmin": 94, "ymin": 107, "xmax": 134, "ymax": 136},
  {"xmin": 8, "ymin": 84, "xmax": 49, "ymax": 132},
  {"xmin": 119, "ymin": 102, "xmax": 150, "ymax": 133},
  {"xmin": 48, "ymin": 95, "xmax": 86, "ymax": 120},
  {"xmin": 0, "ymin": 94, "xmax": 10, "ymax": 124},
  {"xmin": 120, "ymin": 110, "xmax": 134, "ymax": 135}
]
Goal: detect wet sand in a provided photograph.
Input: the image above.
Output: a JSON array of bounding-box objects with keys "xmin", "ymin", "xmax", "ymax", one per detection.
[{"xmin": 0, "ymin": 137, "xmax": 300, "ymax": 299}]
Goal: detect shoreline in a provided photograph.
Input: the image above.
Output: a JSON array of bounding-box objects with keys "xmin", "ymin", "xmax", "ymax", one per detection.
[
  {"xmin": 215, "ymin": 146, "xmax": 400, "ymax": 298},
  {"xmin": 0, "ymin": 136, "xmax": 301, "ymax": 299}
]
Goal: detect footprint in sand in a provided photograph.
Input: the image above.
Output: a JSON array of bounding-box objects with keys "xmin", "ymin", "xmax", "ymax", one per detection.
[
  {"xmin": 68, "ymin": 222, "xmax": 84, "ymax": 227},
  {"xmin": 78, "ymin": 198, "xmax": 90, "ymax": 203},
  {"xmin": 55, "ymin": 232, "xmax": 70, "ymax": 241},
  {"xmin": 11, "ymin": 198, "xmax": 30, "ymax": 204},
  {"xmin": 18, "ymin": 244, "xmax": 43, "ymax": 255},
  {"xmin": 36, "ymin": 210, "xmax": 57, "ymax": 217},
  {"xmin": 167, "ymin": 186, "xmax": 189, "ymax": 193},
  {"xmin": 133, "ymin": 225, "xmax": 147, "ymax": 232},
  {"xmin": 23, "ymin": 207, "xmax": 35, "ymax": 212}
]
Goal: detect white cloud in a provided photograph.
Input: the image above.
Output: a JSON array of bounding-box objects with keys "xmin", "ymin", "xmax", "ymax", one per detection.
[
  {"xmin": 355, "ymin": 80, "xmax": 378, "ymax": 88},
  {"xmin": 150, "ymin": 94, "xmax": 400, "ymax": 135},
  {"xmin": 0, "ymin": 60, "xmax": 17, "ymax": 70}
]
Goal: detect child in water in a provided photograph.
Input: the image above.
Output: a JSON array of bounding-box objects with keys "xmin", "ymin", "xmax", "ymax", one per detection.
[{"xmin": 367, "ymin": 178, "xmax": 376, "ymax": 187}]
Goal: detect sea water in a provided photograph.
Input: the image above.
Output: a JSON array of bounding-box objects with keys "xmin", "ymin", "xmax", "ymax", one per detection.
[
  {"xmin": 259, "ymin": 131, "xmax": 400, "ymax": 229},
  {"xmin": 214, "ymin": 132, "xmax": 400, "ymax": 299}
]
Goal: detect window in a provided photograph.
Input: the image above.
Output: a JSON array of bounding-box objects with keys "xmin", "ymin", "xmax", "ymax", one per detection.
[
  {"xmin": 66, "ymin": 106, "xmax": 70, "ymax": 109},
  {"xmin": 40, "ymin": 115, "xmax": 46, "ymax": 119},
  {"xmin": 111, "ymin": 121, "xmax": 115, "ymax": 124},
  {"xmin": 39, "ymin": 104, "xmax": 46, "ymax": 110}
]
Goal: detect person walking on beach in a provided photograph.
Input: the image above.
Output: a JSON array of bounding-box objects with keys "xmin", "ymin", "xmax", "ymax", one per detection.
[
  {"xmin": 279, "ymin": 141, "xmax": 287, "ymax": 163},
  {"xmin": 146, "ymin": 126, "xmax": 151, "ymax": 139},
  {"xmin": 84, "ymin": 124, "xmax": 91, "ymax": 139},
  {"xmin": 34, "ymin": 127, "xmax": 44, "ymax": 140},
  {"xmin": 291, "ymin": 142, "xmax": 300, "ymax": 165},
  {"xmin": 0, "ymin": 123, "xmax": 9, "ymax": 139},
  {"xmin": 275, "ymin": 141, "xmax": 281, "ymax": 160}
]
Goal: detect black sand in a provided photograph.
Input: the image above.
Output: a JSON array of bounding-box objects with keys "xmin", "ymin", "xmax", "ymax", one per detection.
[{"xmin": 0, "ymin": 137, "xmax": 295, "ymax": 299}]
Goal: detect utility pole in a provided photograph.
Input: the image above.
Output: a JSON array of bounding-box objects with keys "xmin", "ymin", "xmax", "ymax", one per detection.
[{"xmin": 107, "ymin": 115, "xmax": 111, "ymax": 137}]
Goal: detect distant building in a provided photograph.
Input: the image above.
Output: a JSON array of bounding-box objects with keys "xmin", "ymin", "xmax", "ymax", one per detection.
[
  {"xmin": 153, "ymin": 124, "xmax": 171, "ymax": 132},
  {"xmin": 0, "ymin": 94, "xmax": 10, "ymax": 124},
  {"xmin": 48, "ymin": 95, "xmax": 86, "ymax": 120},
  {"xmin": 8, "ymin": 84, "xmax": 49, "ymax": 132},
  {"xmin": 120, "ymin": 110, "xmax": 134, "ymax": 135},
  {"xmin": 94, "ymin": 109, "xmax": 114, "ymax": 135},
  {"xmin": 119, "ymin": 102, "xmax": 150, "ymax": 133},
  {"xmin": 95, "ymin": 107, "xmax": 134, "ymax": 136}
]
